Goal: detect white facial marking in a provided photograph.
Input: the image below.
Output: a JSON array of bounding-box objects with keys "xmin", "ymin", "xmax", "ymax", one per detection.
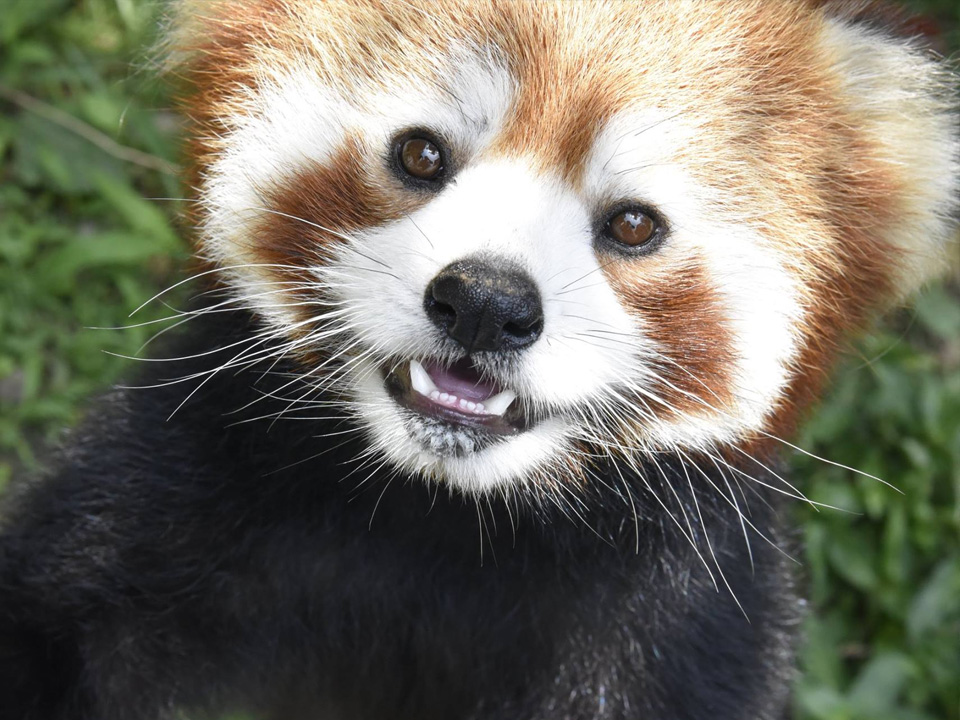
[
  {"xmin": 583, "ymin": 110, "xmax": 802, "ymax": 448},
  {"xmin": 335, "ymin": 156, "xmax": 644, "ymax": 490},
  {"xmin": 200, "ymin": 45, "xmax": 516, "ymax": 326}
]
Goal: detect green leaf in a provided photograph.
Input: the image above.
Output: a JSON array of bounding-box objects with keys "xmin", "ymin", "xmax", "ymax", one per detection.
[
  {"xmin": 11, "ymin": 114, "xmax": 126, "ymax": 193},
  {"xmin": 827, "ymin": 524, "xmax": 879, "ymax": 592},
  {"xmin": 847, "ymin": 652, "xmax": 914, "ymax": 717},
  {"xmin": 0, "ymin": 0, "xmax": 71, "ymax": 45},
  {"xmin": 1, "ymin": 38, "xmax": 57, "ymax": 66},
  {"xmin": 901, "ymin": 438, "xmax": 933, "ymax": 472},
  {"xmin": 907, "ymin": 560, "xmax": 960, "ymax": 643},
  {"xmin": 0, "ymin": 116, "xmax": 12, "ymax": 158},
  {"xmin": 798, "ymin": 614, "xmax": 847, "ymax": 689},
  {"xmin": 796, "ymin": 685, "xmax": 849, "ymax": 720},
  {"xmin": 42, "ymin": 231, "xmax": 170, "ymax": 291},
  {"xmin": 882, "ymin": 504, "xmax": 910, "ymax": 586},
  {"xmin": 79, "ymin": 92, "xmax": 124, "ymax": 135},
  {"xmin": 92, "ymin": 172, "xmax": 181, "ymax": 249},
  {"xmin": 913, "ymin": 286, "xmax": 960, "ymax": 341}
]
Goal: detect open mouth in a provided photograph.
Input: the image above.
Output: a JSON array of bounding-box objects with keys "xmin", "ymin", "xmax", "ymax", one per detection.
[{"xmin": 383, "ymin": 357, "xmax": 530, "ymax": 440}]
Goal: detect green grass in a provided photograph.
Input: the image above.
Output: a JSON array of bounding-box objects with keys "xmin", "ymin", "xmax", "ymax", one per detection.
[
  {"xmin": 0, "ymin": 0, "xmax": 187, "ymax": 484},
  {"xmin": 1, "ymin": 2, "xmax": 958, "ymax": 719}
]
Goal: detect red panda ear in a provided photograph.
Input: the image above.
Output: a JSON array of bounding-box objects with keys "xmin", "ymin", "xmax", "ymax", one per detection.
[{"xmin": 817, "ymin": 5, "xmax": 959, "ymax": 297}]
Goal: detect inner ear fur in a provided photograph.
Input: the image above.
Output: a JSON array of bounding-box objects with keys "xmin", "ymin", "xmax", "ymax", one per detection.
[{"xmin": 818, "ymin": 0, "xmax": 959, "ymax": 297}]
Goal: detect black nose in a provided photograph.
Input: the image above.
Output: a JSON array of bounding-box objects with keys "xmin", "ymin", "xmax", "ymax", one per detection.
[{"xmin": 425, "ymin": 257, "xmax": 544, "ymax": 354}]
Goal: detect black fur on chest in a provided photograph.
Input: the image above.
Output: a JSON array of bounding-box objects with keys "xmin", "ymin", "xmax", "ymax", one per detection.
[{"xmin": 0, "ymin": 308, "xmax": 798, "ymax": 720}]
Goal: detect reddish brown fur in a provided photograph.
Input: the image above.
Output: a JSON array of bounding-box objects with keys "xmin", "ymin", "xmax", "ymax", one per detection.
[
  {"xmin": 251, "ymin": 138, "xmax": 431, "ymax": 326},
  {"xmin": 716, "ymin": 8, "xmax": 905, "ymax": 443},
  {"xmin": 607, "ymin": 261, "xmax": 737, "ymax": 422},
  {"xmin": 482, "ymin": 5, "xmax": 619, "ymax": 186}
]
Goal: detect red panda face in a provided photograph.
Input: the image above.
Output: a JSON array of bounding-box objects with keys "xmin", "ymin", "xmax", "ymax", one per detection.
[{"xmin": 169, "ymin": 0, "xmax": 958, "ymax": 493}]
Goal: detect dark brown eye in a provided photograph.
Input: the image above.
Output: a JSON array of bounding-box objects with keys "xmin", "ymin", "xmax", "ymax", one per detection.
[
  {"xmin": 608, "ymin": 209, "xmax": 657, "ymax": 248},
  {"xmin": 398, "ymin": 136, "xmax": 444, "ymax": 181}
]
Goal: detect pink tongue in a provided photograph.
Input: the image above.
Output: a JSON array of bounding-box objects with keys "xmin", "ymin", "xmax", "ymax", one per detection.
[{"xmin": 423, "ymin": 359, "xmax": 500, "ymax": 401}]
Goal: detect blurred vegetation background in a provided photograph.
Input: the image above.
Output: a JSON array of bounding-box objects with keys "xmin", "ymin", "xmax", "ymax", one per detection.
[{"xmin": 0, "ymin": 1, "xmax": 957, "ymax": 719}]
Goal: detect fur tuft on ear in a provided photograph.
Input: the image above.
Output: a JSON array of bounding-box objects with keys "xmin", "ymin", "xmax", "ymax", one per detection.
[{"xmin": 819, "ymin": 2, "xmax": 959, "ymax": 296}]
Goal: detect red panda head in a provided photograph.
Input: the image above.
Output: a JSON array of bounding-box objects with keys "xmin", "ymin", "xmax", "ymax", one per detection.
[{"xmin": 164, "ymin": 0, "xmax": 958, "ymax": 493}]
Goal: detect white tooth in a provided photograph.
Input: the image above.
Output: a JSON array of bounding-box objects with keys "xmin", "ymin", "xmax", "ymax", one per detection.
[
  {"xmin": 459, "ymin": 398, "xmax": 469, "ymax": 410},
  {"xmin": 480, "ymin": 389, "xmax": 517, "ymax": 416},
  {"xmin": 409, "ymin": 360, "xmax": 438, "ymax": 397},
  {"xmin": 466, "ymin": 401, "xmax": 477, "ymax": 412},
  {"xmin": 429, "ymin": 390, "xmax": 440, "ymax": 400},
  {"xmin": 475, "ymin": 403, "xmax": 485, "ymax": 413}
]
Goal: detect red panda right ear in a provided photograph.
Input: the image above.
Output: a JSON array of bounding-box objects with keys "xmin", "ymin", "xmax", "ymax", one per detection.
[{"xmin": 817, "ymin": 3, "xmax": 959, "ymax": 298}]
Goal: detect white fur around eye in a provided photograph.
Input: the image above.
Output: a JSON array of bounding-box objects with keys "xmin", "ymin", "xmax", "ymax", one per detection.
[
  {"xmin": 583, "ymin": 111, "xmax": 803, "ymax": 447},
  {"xmin": 199, "ymin": 45, "xmax": 516, "ymax": 325}
]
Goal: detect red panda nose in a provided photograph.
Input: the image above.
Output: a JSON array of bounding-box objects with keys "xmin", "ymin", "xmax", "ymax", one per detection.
[{"xmin": 424, "ymin": 256, "xmax": 544, "ymax": 354}]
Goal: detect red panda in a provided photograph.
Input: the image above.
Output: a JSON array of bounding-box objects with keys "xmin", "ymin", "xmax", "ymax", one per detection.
[{"xmin": 1, "ymin": 2, "xmax": 956, "ymax": 719}]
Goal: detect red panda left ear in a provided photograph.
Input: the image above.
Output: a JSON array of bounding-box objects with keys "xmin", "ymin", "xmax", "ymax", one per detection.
[{"xmin": 818, "ymin": 6, "xmax": 959, "ymax": 297}]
